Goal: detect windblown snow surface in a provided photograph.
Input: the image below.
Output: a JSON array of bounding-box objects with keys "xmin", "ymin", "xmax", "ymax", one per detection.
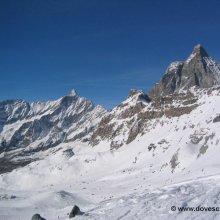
[{"xmin": 1, "ymin": 88, "xmax": 220, "ymax": 219}]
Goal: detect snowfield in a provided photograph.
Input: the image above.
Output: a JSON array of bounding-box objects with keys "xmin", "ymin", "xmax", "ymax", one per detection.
[
  {"xmin": 1, "ymin": 143, "xmax": 220, "ymax": 220},
  {"xmin": 1, "ymin": 87, "xmax": 220, "ymax": 219}
]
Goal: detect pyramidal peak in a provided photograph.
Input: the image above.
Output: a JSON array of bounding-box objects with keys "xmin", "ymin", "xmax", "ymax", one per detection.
[
  {"xmin": 192, "ymin": 44, "xmax": 209, "ymax": 57},
  {"xmin": 186, "ymin": 44, "xmax": 209, "ymax": 64},
  {"xmin": 148, "ymin": 44, "xmax": 220, "ymax": 98}
]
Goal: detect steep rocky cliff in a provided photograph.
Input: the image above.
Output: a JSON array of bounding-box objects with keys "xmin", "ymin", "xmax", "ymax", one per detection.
[{"xmin": 148, "ymin": 44, "xmax": 220, "ymax": 97}]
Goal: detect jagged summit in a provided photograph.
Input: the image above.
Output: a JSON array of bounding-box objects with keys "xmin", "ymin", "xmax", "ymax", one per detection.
[
  {"xmin": 192, "ymin": 44, "xmax": 209, "ymax": 57},
  {"xmin": 127, "ymin": 89, "xmax": 151, "ymax": 103},
  {"xmin": 148, "ymin": 44, "xmax": 220, "ymax": 98},
  {"xmin": 185, "ymin": 44, "xmax": 209, "ymax": 64},
  {"xmin": 0, "ymin": 91, "xmax": 106, "ymax": 167},
  {"xmin": 128, "ymin": 89, "xmax": 143, "ymax": 98},
  {"xmin": 69, "ymin": 89, "xmax": 78, "ymax": 97}
]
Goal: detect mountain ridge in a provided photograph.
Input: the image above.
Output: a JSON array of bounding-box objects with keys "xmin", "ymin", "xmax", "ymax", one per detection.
[
  {"xmin": 0, "ymin": 92, "xmax": 106, "ymax": 173},
  {"xmin": 0, "ymin": 44, "xmax": 220, "ymax": 173}
]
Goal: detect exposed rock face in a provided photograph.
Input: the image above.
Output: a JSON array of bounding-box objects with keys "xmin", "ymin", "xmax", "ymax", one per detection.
[
  {"xmin": 90, "ymin": 88, "xmax": 199, "ymax": 148},
  {"xmin": 148, "ymin": 61, "xmax": 184, "ymax": 97},
  {"xmin": 148, "ymin": 44, "xmax": 220, "ymax": 98},
  {"xmin": 90, "ymin": 90, "xmax": 151, "ymax": 147}
]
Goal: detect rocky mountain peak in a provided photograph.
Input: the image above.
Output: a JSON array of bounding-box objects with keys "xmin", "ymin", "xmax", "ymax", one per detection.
[
  {"xmin": 126, "ymin": 89, "xmax": 151, "ymax": 104},
  {"xmin": 185, "ymin": 44, "xmax": 209, "ymax": 65},
  {"xmin": 148, "ymin": 45, "xmax": 220, "ymax": 98},
  {"xmin": 69, "ymin": 89, "xmax": 78, "ymax": 97},
  {"xmin": 192, "ymin": 44, "xmax": 209, "ymax": 57},
  {"xmin": 128, "ymin": 89, "xmax": 144, "ymax": 98}
]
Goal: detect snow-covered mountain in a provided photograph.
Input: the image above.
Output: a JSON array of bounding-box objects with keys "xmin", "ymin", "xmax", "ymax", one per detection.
[
  {"xmin": 0, "ymin": 90, "xmax": 106, "ymax": 173},
  {"xmin": 90, "ymin": 44, "xmax": 220, "ymax": 150},
  {"xmin": 1, "ymin": 45, "xmax": 220, "ymax": 220}
]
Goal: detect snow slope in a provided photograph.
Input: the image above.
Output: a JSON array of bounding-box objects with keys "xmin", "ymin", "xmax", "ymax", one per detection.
[{"xmin": 1, "ymin": 86, "xmax": 220, "ymax": 219}]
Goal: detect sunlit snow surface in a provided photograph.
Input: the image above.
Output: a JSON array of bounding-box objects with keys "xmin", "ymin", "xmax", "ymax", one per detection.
[{"xmin": 1, "ymin": 87, "xmax": 220, "ymax": 219}]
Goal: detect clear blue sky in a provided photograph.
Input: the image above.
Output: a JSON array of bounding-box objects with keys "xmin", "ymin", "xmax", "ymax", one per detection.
[{"xmin": 1, "ymin": 0, "xmax": 220, "ymax": 109}]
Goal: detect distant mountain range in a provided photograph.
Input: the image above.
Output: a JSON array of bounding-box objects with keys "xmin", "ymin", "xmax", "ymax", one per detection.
[
  {"xmin": 0, "ymin": 90, "xmax": 105, "ymax": 173},
  {"xmin": 1, "ymin": 44, "xmax": 220, "ymax": 174}
]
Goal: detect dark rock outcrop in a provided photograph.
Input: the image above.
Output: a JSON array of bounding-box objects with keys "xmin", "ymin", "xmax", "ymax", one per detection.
[
  {"xmin": 63, "ymin": 149, "xmax": 75, "ymax": 158},
  {"xmin": 69, "ymin": 205, "xmax": 83, "ymax": 218},
  {"xmin": 0, "ymin": 157, "xmax": 35, "ymax": 174},
  {"xmin": 31, "ymin": 213, "xmax": 46, "ymax": 220},
  {"xmin": 213, "ymin": 115, "xmax": 220, "ymax": 123}
]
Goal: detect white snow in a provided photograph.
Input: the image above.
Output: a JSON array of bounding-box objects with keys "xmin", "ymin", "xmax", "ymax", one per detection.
[
  {"xmin": 185, "ymin": 53, "xmax": 196, "ymax": 64},
  {"xmin": 165, "ymin": 61, "xmax": 183, "ymax": 74},
  {"xmin": 1, "ymin": 87, "xmax": 220, "ymax": 219}
]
